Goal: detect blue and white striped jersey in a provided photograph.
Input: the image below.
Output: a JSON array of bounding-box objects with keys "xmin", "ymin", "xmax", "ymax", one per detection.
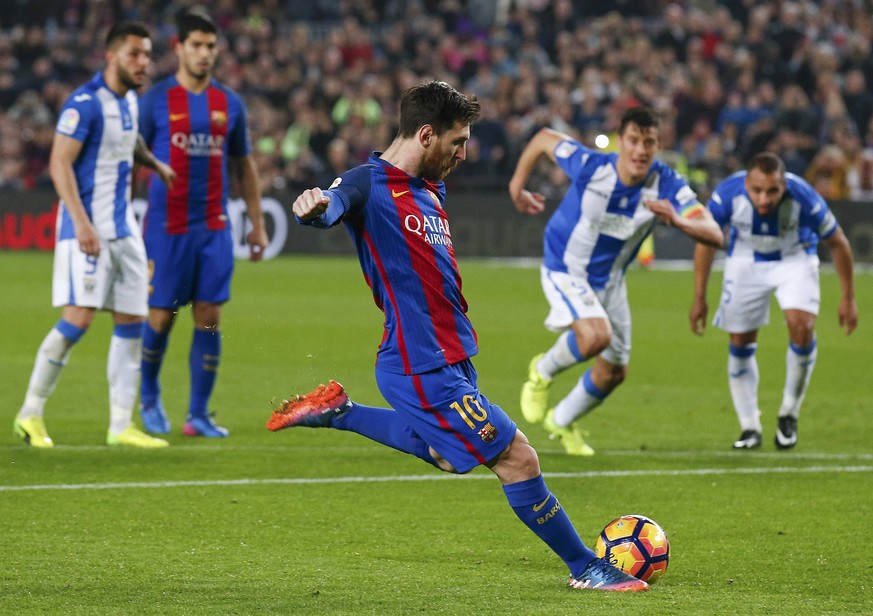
[
  {"xmin": 708, "ymin": 171, "xmax": 838, "ymax": 261},
  {"xmin": 54, "ymin": 72, "xmax": 140, "ymax": 241},
  {"xmin": 544, "ymin": 139, "xmax": 701, "ymax": 290}
]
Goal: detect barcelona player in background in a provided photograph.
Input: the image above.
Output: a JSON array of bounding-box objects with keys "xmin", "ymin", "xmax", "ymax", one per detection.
[
  {"xmin": 138, "ymin": 8, "xmax": 268, "ymax": 437},
  {"xmin": 266, "ymin": 81, "xmax": 648, "ymax": 592}
]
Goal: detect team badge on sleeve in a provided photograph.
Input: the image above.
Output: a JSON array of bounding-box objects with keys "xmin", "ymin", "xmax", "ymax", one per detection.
[{"xmin": 57, "ymin": 108, "xmax": 80, "ymax": 135}]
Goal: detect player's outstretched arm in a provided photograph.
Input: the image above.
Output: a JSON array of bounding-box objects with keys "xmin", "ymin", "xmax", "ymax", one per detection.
[
  {"xmin": 49, "ymin": 133, "xmax": 100, "ymax": 256},
  {"xmin": 690, "ymin": 242, "xmax": 718, "ymax": 336},
  {"xmin": 646, "ymin": 200, "xmax": 724, "ymax": 248},
  {"xmin": 293, "ymin": 188, "xmax": 331, "ymax": 221},
  {"xmin": 824, "ymin": 227, "xmax": 858, "ymax": 335},
  {"xmin": 508, "ymin": 128, "xmax": 570, "ymax": 215}
]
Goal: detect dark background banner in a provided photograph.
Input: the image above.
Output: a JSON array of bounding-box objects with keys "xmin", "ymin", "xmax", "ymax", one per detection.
[{"xmin": 2, "ymin": 189, "xmax": 872, "ymax": 263}]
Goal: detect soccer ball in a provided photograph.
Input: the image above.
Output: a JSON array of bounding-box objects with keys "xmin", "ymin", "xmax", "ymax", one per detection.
[{"xmin": 594, "ymin": 514, "xmax": 670, "ymax": 583}]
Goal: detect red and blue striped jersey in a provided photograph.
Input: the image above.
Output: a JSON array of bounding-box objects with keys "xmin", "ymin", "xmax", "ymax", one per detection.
[
  {"xmin": 302, "ymin": 153, "xmax": 478, "ymax": 375},
  {"xmin": 139, "ymin": 76, "xmax": 251, "ymax": 234}
]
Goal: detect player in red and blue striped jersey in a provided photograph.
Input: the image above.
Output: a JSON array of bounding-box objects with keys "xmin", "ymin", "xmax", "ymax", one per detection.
[
  {"xmin": 268, "ymin": 81, "xmax": 647, "ymax": 592},
  {"xmin": 138, "ymin": 9, "xmax": 267, "ymax": 438}
]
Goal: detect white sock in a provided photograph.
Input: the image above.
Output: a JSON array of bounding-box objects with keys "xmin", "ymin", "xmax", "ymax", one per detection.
[
  {"xmin": 107, "ymin": 329, "xmax": 143, "ymax": 434},
  {"xmin": 728, "ymin": 343, "xmax": 761, "ymax": 433},
  {"xmin": 18, "ymin": 326, "xmax": 79, "ymax": 420},
  {"xmin": 538, "ymin": 331, "xmax": 585, "ymax": 379},
  {"xmin": 553, "ymin": 369, "xmax": 607, "ymax": 427},
  {"xmin": 779, "ymin": 340, "xmax": 817, "ymax": 419}
]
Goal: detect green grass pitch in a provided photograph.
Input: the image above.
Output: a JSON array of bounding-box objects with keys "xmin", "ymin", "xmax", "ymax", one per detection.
[{"xmin": 1, "ymin": 252, "xmax": 871, "ymax": 615}]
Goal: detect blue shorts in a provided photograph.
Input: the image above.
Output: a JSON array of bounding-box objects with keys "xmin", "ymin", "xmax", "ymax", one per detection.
[
  {"xmin": 375, "ymin": 359, "xmax": 517, "ymax": 474},
  {"xmin": 144, "ymin": 226, "xmax": 233, "ymax": 309}
]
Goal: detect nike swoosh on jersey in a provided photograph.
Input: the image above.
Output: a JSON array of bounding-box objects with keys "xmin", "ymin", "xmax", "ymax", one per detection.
[
  {"xmin": 170, "ymin": 113, "xmax": 188, "ymax": 121},
  {"xmin": 532, "ymin": 496, "xmax": 551, "ymax": 512},
  {"xmin": 392, "ymin": 189, "xmax": 409, "ymax": 198}
]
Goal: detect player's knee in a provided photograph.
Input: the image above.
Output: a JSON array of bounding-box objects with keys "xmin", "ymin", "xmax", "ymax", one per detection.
[
  {"xmin": 489, "ymin": 431, "xmax": 541, "ymax": 481},
  {"xmin": 788, "ymin": 322, "xmax": 816, "ymax": 347},
  {"xmin": 576, "ymin": 329, "xmax": 610, "ymax": 358},
  {"xmin": 62, "ymin": 306, "xmax": 96, "ymax": 330},
  {"xmin": 193, "ymin": 302, "xmax": 221, "ymax": 330},
  {"xmin": 512, "ymin": 443, "xmax": 541, "ymax": 478},
  {"xmin": 148, "ymin": 309, "xmax": 176, "ymax": 333}
]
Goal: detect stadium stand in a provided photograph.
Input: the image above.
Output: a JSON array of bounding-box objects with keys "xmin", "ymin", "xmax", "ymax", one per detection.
[{"xmin": 2, "ymin": 0, "xmax": 873, "ymax": 205}]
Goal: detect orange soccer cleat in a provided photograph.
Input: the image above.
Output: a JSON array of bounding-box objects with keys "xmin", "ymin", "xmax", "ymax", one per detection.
[{"xmin": 266, "ymin": 380, "xmax": 352, "ymax": 431}]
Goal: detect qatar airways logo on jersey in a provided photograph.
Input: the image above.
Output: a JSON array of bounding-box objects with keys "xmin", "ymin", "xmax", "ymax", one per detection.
[
  {"xmin": 404, "ymin": 213, "xmax": 453, "ymax": 247},
  {"xmin": 171, "ymin": 132, "xmax": 225, "ymax": 156}
]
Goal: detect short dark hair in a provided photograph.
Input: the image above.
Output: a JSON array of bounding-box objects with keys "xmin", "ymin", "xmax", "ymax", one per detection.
[
  {"xmin": 397, "ymin": 81, "xmax": 480, "ymax": 138},
  {"xmin": 176, "ymin": 7, "xmax": 218, "ymax": 42},
  {"xmin": 106, "ymin": 21, "xmax": 151, "ymax": 50},
  {"xmin": 618, "ymin": 105, "xmax": 660, "ymax": 135},
  {"xmin": 748, "ymin": 152, "xmax": 785, "ymax": 176}
]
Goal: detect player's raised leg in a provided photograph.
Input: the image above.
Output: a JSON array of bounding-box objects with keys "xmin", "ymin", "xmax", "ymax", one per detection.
[
  {"xmin": 522, "ymin": 271, "xmax": 611, "ymax": 425},
  {"xmin": 520, "ymin": 352, "xmax": 552, "ymax": 423},
  {"xmin": 522, "ymin": 330, "xmax": 598, "ymax": 425},
  {"xmin": 267, "ymin": 381, "xmax": 438, "ymax": 466}
]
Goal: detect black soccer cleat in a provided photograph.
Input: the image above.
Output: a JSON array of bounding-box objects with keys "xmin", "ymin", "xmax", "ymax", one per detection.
[
  {"xmin": 774, "ymin": 416, "xmax": 798, "ymax": 449},
  {"xmin": 732, "ymin": 429, "xmax": 762, "ymax": 449}
]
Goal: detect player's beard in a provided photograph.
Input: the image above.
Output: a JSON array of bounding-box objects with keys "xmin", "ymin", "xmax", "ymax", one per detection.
[
  {"xmin": 421, "ymin": 148, "xmax": 458, "ymax": 182},
  {"xmin": 116, "ymin": 65, "xmax": 145, "ymax": 90},
  {"xmin": 183, "ymin": 58, "xmax": 213, "ymax": 82}
]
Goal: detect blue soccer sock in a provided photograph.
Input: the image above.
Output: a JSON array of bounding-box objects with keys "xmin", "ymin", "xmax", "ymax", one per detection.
[
  {"xmin": 332, "ymin": 402, "xmax": 437, "ymax": 467},
  {"xmin": 188, "ymin": 328, "xmax": 220, "ymax": 420},
  {"xmin": 140, "ymin": 322, "xmax": 169, "ymax": 407},
  {"xmin": 503, "ymin": 474, "xmax": 597, "ymax": 578}
]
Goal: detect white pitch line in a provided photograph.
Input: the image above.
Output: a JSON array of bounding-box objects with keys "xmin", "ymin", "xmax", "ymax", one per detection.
[
  {"xmin": 1, "ymin": 464, "xmax": 871, "ymax": 492},
  {"xmin": 3, "ymin": 443, "xmax": 870, "ymax": 462}
]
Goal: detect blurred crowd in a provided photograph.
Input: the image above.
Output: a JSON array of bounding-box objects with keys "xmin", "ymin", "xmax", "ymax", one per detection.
[{"xmin": 3, "ymin": 0, "xmax": 873, "ymax": 203}]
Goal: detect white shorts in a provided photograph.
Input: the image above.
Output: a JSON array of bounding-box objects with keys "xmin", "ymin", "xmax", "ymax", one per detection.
[
  {"xmin": 52, "ymin": 235, "xmax": 148, "ymax": 316},
  {"xmin": 713, "ymin": 256, "xmax": 820, "ymax": 333},
  {"xmin": 540, "ymin": 266, "xmax": 631, "ymax": 365}
]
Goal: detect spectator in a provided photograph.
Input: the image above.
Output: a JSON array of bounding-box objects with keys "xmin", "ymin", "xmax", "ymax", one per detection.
[
  {"xmin": 805, "ymin": 145, "xmax": 851, "ymax": 201},
  {"xmin": 842, "ymin": 68, "xmax": 873, "ymax": 136},
  {"xmin": 2, "ymin": 1, "xmax": 873, "ymax": 199}
]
